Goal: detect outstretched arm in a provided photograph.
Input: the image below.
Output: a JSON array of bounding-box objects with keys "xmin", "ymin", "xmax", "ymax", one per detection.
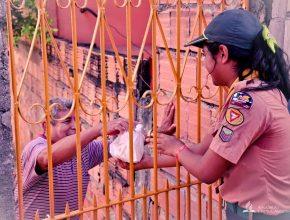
[
  {"xmin": 117, "ymin": 132, "xmax": 214, "ymax": 170},
  {"xmin": 148, "ymin": 132, "xmax": 214, "ymax": 168},
  {"xmin": 36, "ymin": 119, "xmax": 128, "ymax": 173},
  {"xmin": 148, "ymin": 133, "xmax": 231, "ymax": 184},
  {"xmin": 118, "ymin": 102, "xmax": 214, "ymax": 171}
]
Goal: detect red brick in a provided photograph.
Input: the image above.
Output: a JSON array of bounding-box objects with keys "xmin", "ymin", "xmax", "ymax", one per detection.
[
  {"xmin": 156, "ymin": 171, "xmax": 187, "ymax": 218},
  {"xmin": 156, "ymin": 10, "xmax": 171, "ymax": 49},
  {"xmin": 115, "ymin": 56, "xmax": 126, "ymax": 85},
  {"xmin": 77, "ymin": 47, "xmax": 84, "ymax": 69},
  {"xmin": 106, "ymin": 54, "xmax": 117, "ymax": 83},
  {"xmin": 170, "ymin": 9, "xmax": 191, "ymax": 51},
  {"xmin": 158, "ymin": 49, "xmax": 220, "ymax": 105},
  {"xmin": 187, "ymin": 102, "xmax": 213, "ymax": 143}
]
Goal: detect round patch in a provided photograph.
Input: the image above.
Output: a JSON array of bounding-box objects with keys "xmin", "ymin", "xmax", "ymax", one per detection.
[{"xmin": 225, "ymin": 107, "xmax": 244, "ymax": 126}]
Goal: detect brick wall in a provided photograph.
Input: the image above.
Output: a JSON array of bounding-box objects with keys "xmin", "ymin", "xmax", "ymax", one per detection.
[{"xmin": 14, "ymin": 39, "xmax": 150, "ymax": 145}]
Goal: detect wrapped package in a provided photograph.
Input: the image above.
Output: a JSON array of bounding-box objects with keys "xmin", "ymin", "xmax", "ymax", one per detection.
[{"xmin": 109, "ymin": 124, "xmax": 145, "ymax": 163}]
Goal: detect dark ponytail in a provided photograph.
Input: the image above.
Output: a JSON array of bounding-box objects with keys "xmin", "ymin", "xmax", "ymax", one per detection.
[
  {"xmin": 206, "ymin": 31, "xmax": 290, "ymax": 100},
  {"xmin": 251, "ymin": 31, "xmax": 290, "ymax": 99}
]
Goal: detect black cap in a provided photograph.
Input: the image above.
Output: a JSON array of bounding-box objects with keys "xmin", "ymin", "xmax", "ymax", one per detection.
[{"xmin": 185, "ymin": 9, "xmax": 262, "ymax": 50}]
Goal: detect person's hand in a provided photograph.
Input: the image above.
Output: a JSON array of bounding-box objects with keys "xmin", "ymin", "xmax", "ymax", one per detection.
[
  {"xmin": 146, "ymin": 133, "xmax": 184, "ymax": 157},
  {"xmin": 158, "ymin": 102, "xmax": 176, "ymax": 135},
  {"xmin": 98, "ymin": 118, "xmax": 129, "ymax": 136},
  {"xmin": 116, "ymin": 153, "xmax": 152, "ymax": 171},
  {"xmin": 107, "ymin": 118, "xmax": 129, "ymax": 135}
]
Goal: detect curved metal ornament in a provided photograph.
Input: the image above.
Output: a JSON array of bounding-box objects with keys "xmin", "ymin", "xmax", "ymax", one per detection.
[{"xmin": 9, "ymin": 0, "xmax": 25, "ymax": 9}]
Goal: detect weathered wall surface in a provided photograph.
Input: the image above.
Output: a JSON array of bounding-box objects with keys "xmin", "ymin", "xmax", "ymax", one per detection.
[
  {"xmin": 250, "ymin": 0, "xmax": 290, "ymax": 56},
  {"xmin": 0, "ymin": 0, "xmax": 16, "ymax": 219}
]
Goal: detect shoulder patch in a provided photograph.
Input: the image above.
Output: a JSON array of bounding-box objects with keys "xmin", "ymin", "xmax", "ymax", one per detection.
[
  {"xmin": 219, "ymin": 126, "xmax": 233, "ymax": 142},
  {"xmin": 230, "ymin": 91, "xmax": 253, "ymax": 109},
  {"xmin": 225, "ymin": 107, "xmax": 244, "ymax": 126}
]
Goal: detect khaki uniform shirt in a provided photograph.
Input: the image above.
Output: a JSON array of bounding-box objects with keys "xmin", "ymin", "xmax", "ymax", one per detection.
[{"xmin": 210, "ymin": 79, "xmax": 290, "ymax": 215}]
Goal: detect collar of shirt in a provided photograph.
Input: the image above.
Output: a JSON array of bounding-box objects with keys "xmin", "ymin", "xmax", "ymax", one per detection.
[
  {"xmin": 225, "ymin": 70, "xmax": 260, "ymax": 102},
  {"xmin": 233, "ymin": 78, "xmax": 262, "ymax": 91}
]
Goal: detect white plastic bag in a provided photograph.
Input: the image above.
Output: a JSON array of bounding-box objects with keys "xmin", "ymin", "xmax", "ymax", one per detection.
[{"xmin": 109, "ymin": 124, "xmax": 145, "ymax": 163}]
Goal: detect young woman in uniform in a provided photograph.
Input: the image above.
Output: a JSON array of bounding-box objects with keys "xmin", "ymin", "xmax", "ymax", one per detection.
[{"xmin": 119, "ymin": 9, "xmax": 290, "ymax": 220}]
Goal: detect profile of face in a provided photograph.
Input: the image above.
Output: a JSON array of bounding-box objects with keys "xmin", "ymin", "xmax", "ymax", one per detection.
[
  {"xmin": 50, "ymin": 110, "xmax": 76, "ymax": 143},
  {"xmin": 203, "ymin": 45, "xmax": 230, "ymax": 87},
  {"xmin": 203, "ymin": 46, "xmax": 219, "ymax": 86}
]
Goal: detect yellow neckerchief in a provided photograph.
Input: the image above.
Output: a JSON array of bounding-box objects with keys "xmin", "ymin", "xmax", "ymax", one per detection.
[{"xmin": 225, "ymin": 69, "xmax": 259, "ymax": 103}]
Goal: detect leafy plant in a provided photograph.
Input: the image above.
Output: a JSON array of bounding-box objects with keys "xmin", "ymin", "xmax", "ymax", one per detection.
[{"xmin": 12, "ymin": 0, "xmax": 57, "ymax": 46}]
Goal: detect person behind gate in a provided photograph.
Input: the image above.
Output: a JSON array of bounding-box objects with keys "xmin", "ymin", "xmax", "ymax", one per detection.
[
  {"xmin": 15, "ymin": 97, "xmax": 175, "ymax": 219},
  {"xmin": 118, "ymin": 9, "xmax": 290, "ymax": 220}
]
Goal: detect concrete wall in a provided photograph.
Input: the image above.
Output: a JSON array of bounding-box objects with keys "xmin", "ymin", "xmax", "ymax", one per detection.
[
  {"xmin": 250, "ymin": 0, "xmax": 290, "ymax": 106},
  {"xmin": 250, "ymin": 0, "xmax": 290, "ymax": 57},
  {"xmin": 0, "ymin": 0, "xmax": 16, "ymax": 219}
]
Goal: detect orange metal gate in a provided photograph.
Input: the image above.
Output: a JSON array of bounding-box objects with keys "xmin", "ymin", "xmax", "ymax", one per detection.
[{"xmin": 6, "ymin": 0, "xmax": 249, "ymax": 219}]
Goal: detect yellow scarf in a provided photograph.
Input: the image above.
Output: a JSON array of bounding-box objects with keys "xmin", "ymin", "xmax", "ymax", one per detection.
[{"xmin": 225, "ymin": 69, "xmax": 259, "ymax": 103}]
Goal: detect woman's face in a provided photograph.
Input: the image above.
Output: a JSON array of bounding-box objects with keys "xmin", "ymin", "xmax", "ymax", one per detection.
[{"xmin": 203, "ymin": 46, "xmax": 226, "ymax": 86}]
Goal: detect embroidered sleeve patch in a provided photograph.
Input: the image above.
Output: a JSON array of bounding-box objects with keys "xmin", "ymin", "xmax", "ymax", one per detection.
[
  {"xmin": 225, "ymin": 107, "xmax": 244, "ymax": 126},
  {"xmin": 219, "ymin": 126, "xmax": 233, "ymax": 142},
  {"xmin": 230, "ymin": 92, "xmax": 253, "ymax": 109}
]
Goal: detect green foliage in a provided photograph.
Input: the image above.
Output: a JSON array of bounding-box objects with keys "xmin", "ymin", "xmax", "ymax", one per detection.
[{"xmin": 12, "ymin": 0, "xmax": 57, "ymax": 46}]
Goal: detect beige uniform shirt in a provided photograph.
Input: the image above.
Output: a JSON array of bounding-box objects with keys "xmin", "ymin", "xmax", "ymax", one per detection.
[{"xmin": 210, "ymin": 79, "xmax": 290, "ymax": 215}]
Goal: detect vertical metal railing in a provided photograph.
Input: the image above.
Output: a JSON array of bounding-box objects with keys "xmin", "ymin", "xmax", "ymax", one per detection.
[
  {"xmin": 151, "ymin": 0, "xmax": 159, "ymax": 219},
  {"xmin": 69, "ymin": 1, "xmax": 85, "ymax": 219},
  {"xmin": 99, "ymin": 1, "xmax": 110, "ymax": 219},
  {"xmin": 6, "ymin": 0, "xmax": 24, "ymax": 219},
  {"xmin": 125, "ymin": 1, "xmax": 136, "ymax": 218},
  {"xmin": 39, "ymin": 0, "xmax": 56, "ymax": 217},
  {"xmin": 175, "ymin": 0, "xmax": 182, "ymax": 219},
  {"xmin": 6, "ymin": 0, "xmax": 249, "ymax": 219}
]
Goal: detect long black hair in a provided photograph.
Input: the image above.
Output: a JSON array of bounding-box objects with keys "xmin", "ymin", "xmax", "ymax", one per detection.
[{"xmin": 205, "ymin": 30, "xmax": 290, "ymax": 100}]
